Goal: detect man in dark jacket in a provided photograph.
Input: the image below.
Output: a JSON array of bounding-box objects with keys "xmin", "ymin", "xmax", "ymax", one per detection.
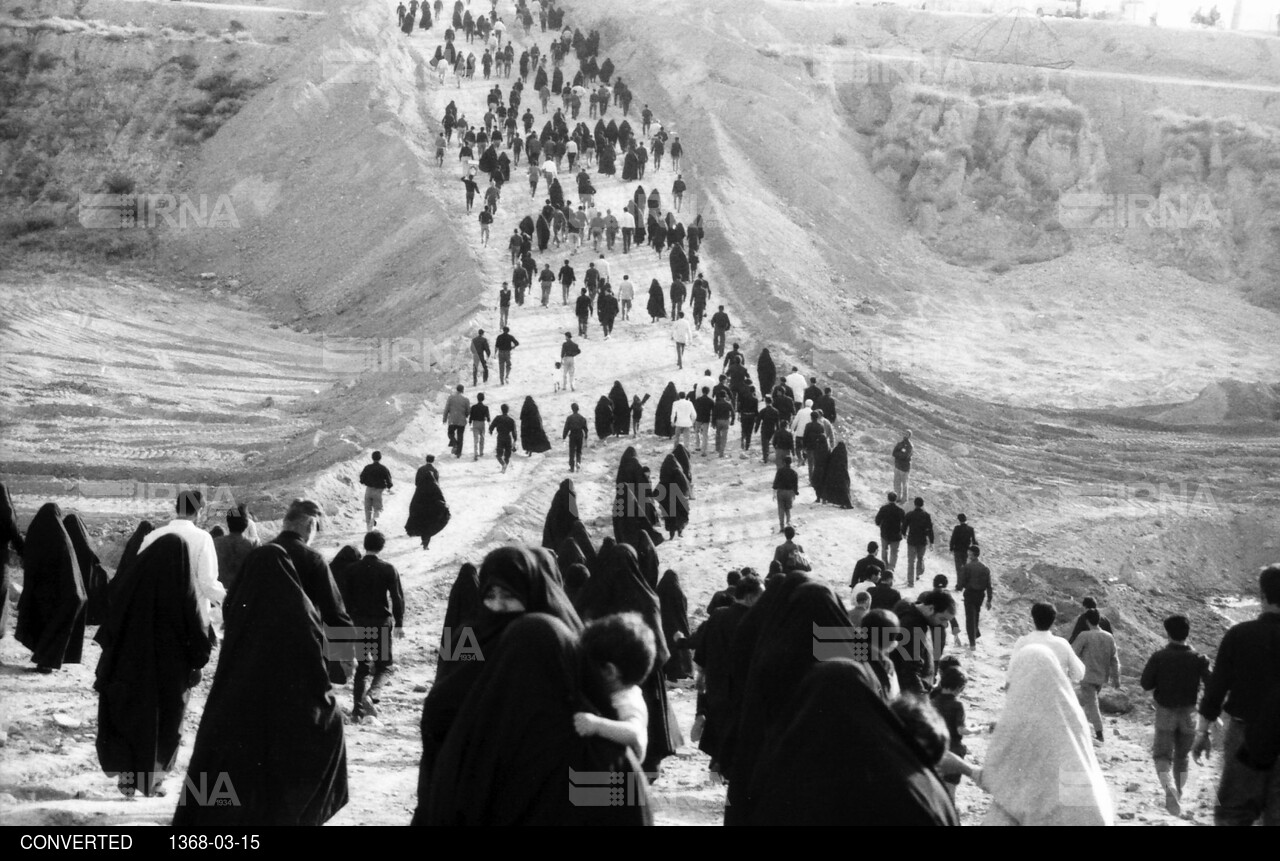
[
  {"xmin": 955, "ymin": 546, "xmax": 993, "ymax": 650},
  {"xmin": 335, "ymin": 531, "xmax": 404, "ymax": 721},
  {"xmin": 892, "ymin": 430, "xmax": 913, "ymax": 499},
  {"xmin": 1193, "ymin": 564, "xmax": 1280, "ymax": 826},
  {"xmin": 575, "ymin": 288, "xmax": 593, "ymax": 337},
  {"xmin": 868, "ymin": 570, "xmax": 901, "ymax": 611},
  {"xmin": 850, "ymin": 542, "xmax": 886, "ymax": 588},
  {"xmin": 737, "ymin": 386, "xmax": 759, "ymax": 452},
  {"xmin": 495, "ymin": 327, "xmax": 519, "ymax": 385},
  {"xmin": 948, "ymin": 513, "xmax": 975, "ymax": 579},
  {"xmin": 693, "ymin": 386, "xmax": 715, "ymax": 455},
  {"xmin": 470, "ymin": 329, "xmax": 491, "ymax": 385},
  {"xmin": 902, "ymin": 496, "xmax": 934, "ymax": 588},
  {"xmin": 358, "ymin": 451, "xmax": 394, "ymax": 531},
  {"xmin": 709, "ymin": 306, "xmax": 731, "ymax": 358},
  {"xmin": 270, "ymin": 499, "xmax": 354, "ymax": 684},
  {"xmin": 562, "ymin": 402, "xmax": 588, "ymax": 471},
  {"xmin": 874, "ymin": 491, "xmax": 906, "ymax": 572},
  {"xmin": 1141, "ymin": 613, "xmax": 1211, "ymax": 816},
  {"xmin": 489, "ymin": 404, "xmax": 518, "ymax": 473},
  {"xmin": 757, "ymin": 395, "xmax": 779, "ymax": 464},
  {"xmin": 558, "ymin": 259, "xmax": 576, "ymax": 304}
]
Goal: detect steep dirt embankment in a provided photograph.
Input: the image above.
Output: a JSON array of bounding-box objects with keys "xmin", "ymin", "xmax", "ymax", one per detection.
[
  {"xmin": 559, "ymin": 0, "xmax": 1280, "ymax": 654},
  {"xmin": 163, "ymin": 4, "xmax": 486, "ymax": 337}
]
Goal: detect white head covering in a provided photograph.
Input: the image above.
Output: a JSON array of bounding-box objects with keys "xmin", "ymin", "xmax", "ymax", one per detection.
[{"xmin": 980, "ymin": 644, "xmax": 1114, "ymax": 826}]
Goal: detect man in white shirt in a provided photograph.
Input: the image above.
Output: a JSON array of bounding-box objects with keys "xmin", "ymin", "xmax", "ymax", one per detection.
[
  {"xmin": 785, "ymin": 367, "xmax": 807, "ymax": 407},
  {"xmin": 671, "ymin": 312, "xmax": 693, "ymax": 369},
  {"xmin": 790, "ymin": 399, "xmax": 813, "ymax": 437},
  {"xmin": 671, "ymin": 391, "xmax": 696, "ymax": 451},
  {"xmin": 1011, "ymin": 601, "xmax": 1085, "ymax": 683},
  {"xmin": 138, "ymin": 490, "xmax": 224, "ymax": 628},
  {"xmin": 618, "ymin": 275, "xmax": 634, "ymax": 320}
]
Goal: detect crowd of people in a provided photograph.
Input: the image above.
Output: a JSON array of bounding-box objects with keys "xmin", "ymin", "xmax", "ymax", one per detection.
[{"xmin": 2, "ymin": 0, "xmax": 1278, "ymax": 831}]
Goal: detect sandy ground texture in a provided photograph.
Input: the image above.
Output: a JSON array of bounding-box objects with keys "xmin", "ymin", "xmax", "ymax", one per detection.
[{"xmin": 3, "ymin": 0, "xmax": 1280, "ymax": 828}]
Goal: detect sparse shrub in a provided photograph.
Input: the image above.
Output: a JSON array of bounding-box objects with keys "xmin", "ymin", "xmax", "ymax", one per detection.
[
  {"xmin": 9, "ymin": 6, "xmax": 24, "ymax": 18},
  {"xmin": 172, "ymin": 53, "xmax": 200, "ymax": 73},
  {"xmin": 103, "ymin": 32, "xmax": 126, "ymax": 43},
  {"xmin": 228, "ymin": 20, "xmax": 246, "ymax": 33},
  {"xmin": 758, "ymin": 47, "xmax": 780, "ymax": 60},
  {"xmin": 33, "ymin": 51, "xmax": 59, "ymax": 72},
  {"xmin": 830, "ymin": 34, "xmax": 847, "ymax": 47},
  {"xmin": 173, "ymin": 22, "xmax": 197, "ymax": 33},
  {"xmin": 103, "ymin": 172, "xmax": 135, "ymax": 194},
  {"xmin": 0, "ymin": 213, "xmax": 58, "ymax": 239}
]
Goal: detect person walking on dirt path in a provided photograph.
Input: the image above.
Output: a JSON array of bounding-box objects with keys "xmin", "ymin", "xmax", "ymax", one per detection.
[
  {"xmin": 893, "ymin": 430, "xmax": 914, "ymax": 499},
  {"xmin": 443, "ymin": 384, "xmax": 469, "ymax": 458},
  {"xmin": 709, "ymin": 306, "xmax": 731, "ymax": 358},
  {"xmin": 359, "ymin": 451, "xmax": 394, "ymax": 532},
  {"xmin": 671, "ymin": 312, "xmax": 692, "ymax": 369},
  {"xmin": 538, "ymin": 263, "xmax": 556, "ymax": 306},
  {"xmin": 1140, "ymin": 614, "xmax": 1211, "ymax": 817},
  {"xmin": 670, "ymin": 136, "xmax": 683, "ymax": 172},
  {"xmin": 559, "ymin": 259, "xmax": 576, "ymax": 305},
  {"xmin": 560, "ymin": 331, "xmax": 581, "ymax": 391},
  {"xmin": 575, "ymin": 288, "xmax": 593, "ymax": 338},
  {"xmin": 563, "ymin": 402, "xmax": 588, "ymax": 472},
  {"xmin": 874, "ymin": 491, "xmax": 906, "ymax": 572},
  {"xmin": 690, "ymin": 275, "xmax": 709, "ymax": 329},
  {"xmin": 955, "ymin": 546, "xmax": 992, "ymax": 650},
  {"xmin": 498, "ymin": 283, "xmax": 512, "ymax": 329},
  {"xmin": 435, "ymin": 132, "xmax": 447, "ymax": 167},
  {"xmin": 773, "ymin": 466, "xmax": 799, "ymax": 532},
  {"xmin": 672, "ymin": 175, "xmax": 686, "ymax": 212},
  {"xmin": 948, "ymin": 513, "xmax": 975, "ymax": 580},
  {"xmin": 1072, "ymin": 609, "xmax": 1121, "ymax": 742},
  {"xmin": 641, "ymin": 105, "xmax": 653, "ymax": 136},
  {"xmin": 495, "ymin": 326, "xmax": 519, "ymax": 384},
  {"xmin": 1068, "ymin": 596, "xmax": 1115, "ymax": 645},
  {"xmin": 461, "ymin": 175, "xmax": 479, "ymax": 213},
  {"xmin": 712, "ymin": 391, "xmax": 734, "ymax": 458},
  {"xmin": 902, "ymin": 496, "xmax": 934, "ymax": 588},
  {"xmin": 479, "ymin": 205, "xmax": 494, "ymax": 245},
  {"xmin": 471, "ymin": 328, "xmax": 491, "ymax": 385},
  {"xmin": 738, "ymin": 385, "xmax": 758, "ymax": 453},
  {"xmin": 489, "ymin": 404, "xmax": 518, "ymax": 473},
  {"xmin": 469, "ymin": 393, "xmax": 491, "ymax": 461},
  {"xmin": 618, "ymin": 275, "xmax": 634, "ymax": 320},
  {"xmin": 597, "ymin": 286, "xmax": 619, "ymax": 339},
  {"xmin": 342, "ymin": 530, "xmax": 404, "ymax": 723},
  {"xmin": 669, "ymin": 278, "xmax": 686, "ymax": 319},
  {"xmin": 1193, "ymin": 565, "xmax": 1280, "ymax": 826},
  {"xmin": 671, "ymin": 391, "xmax": 695, "ymax": 451},
  {"xmin": 757, "ymin": 394, "xmax": 779, "ymax": 464},
  {"xmin": 693, "ymin": 386, "xmax": 714, "ymax": 456}
]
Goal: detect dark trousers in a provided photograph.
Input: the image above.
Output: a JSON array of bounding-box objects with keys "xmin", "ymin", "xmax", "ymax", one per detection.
[
  {"xmin": 740, "ymin": 414, "xmax": 756, "ymax": 449},
  {"xmin": 568, "ymin": 432, "xmax": 584, "ymax": 470},
  {"xmin": 963, "ymin": 589, "xmax": 984, "ymax": 647},
  {"xmin": 760, "ymin": 424, "xmax": 775, "ymax": 463},
  {"xmin": 447, "ymin": 424, "xmax": 465, "ymax": 457},
  {"xmin": 953, "ymin": 551, "xmax": 968, "ymax": 579},
  {"xmin": 577, "ymin": 314, "xmax": 588, "ymax": 336},
  {"xmin": 622, "ymin": 229, "xmax": 632, "ymax": 252}
]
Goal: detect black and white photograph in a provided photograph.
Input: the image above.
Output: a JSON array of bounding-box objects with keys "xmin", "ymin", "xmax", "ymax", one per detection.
[{"xmin": 1, "ymin": 0, "xmax": 1279, "ymax": 831}]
